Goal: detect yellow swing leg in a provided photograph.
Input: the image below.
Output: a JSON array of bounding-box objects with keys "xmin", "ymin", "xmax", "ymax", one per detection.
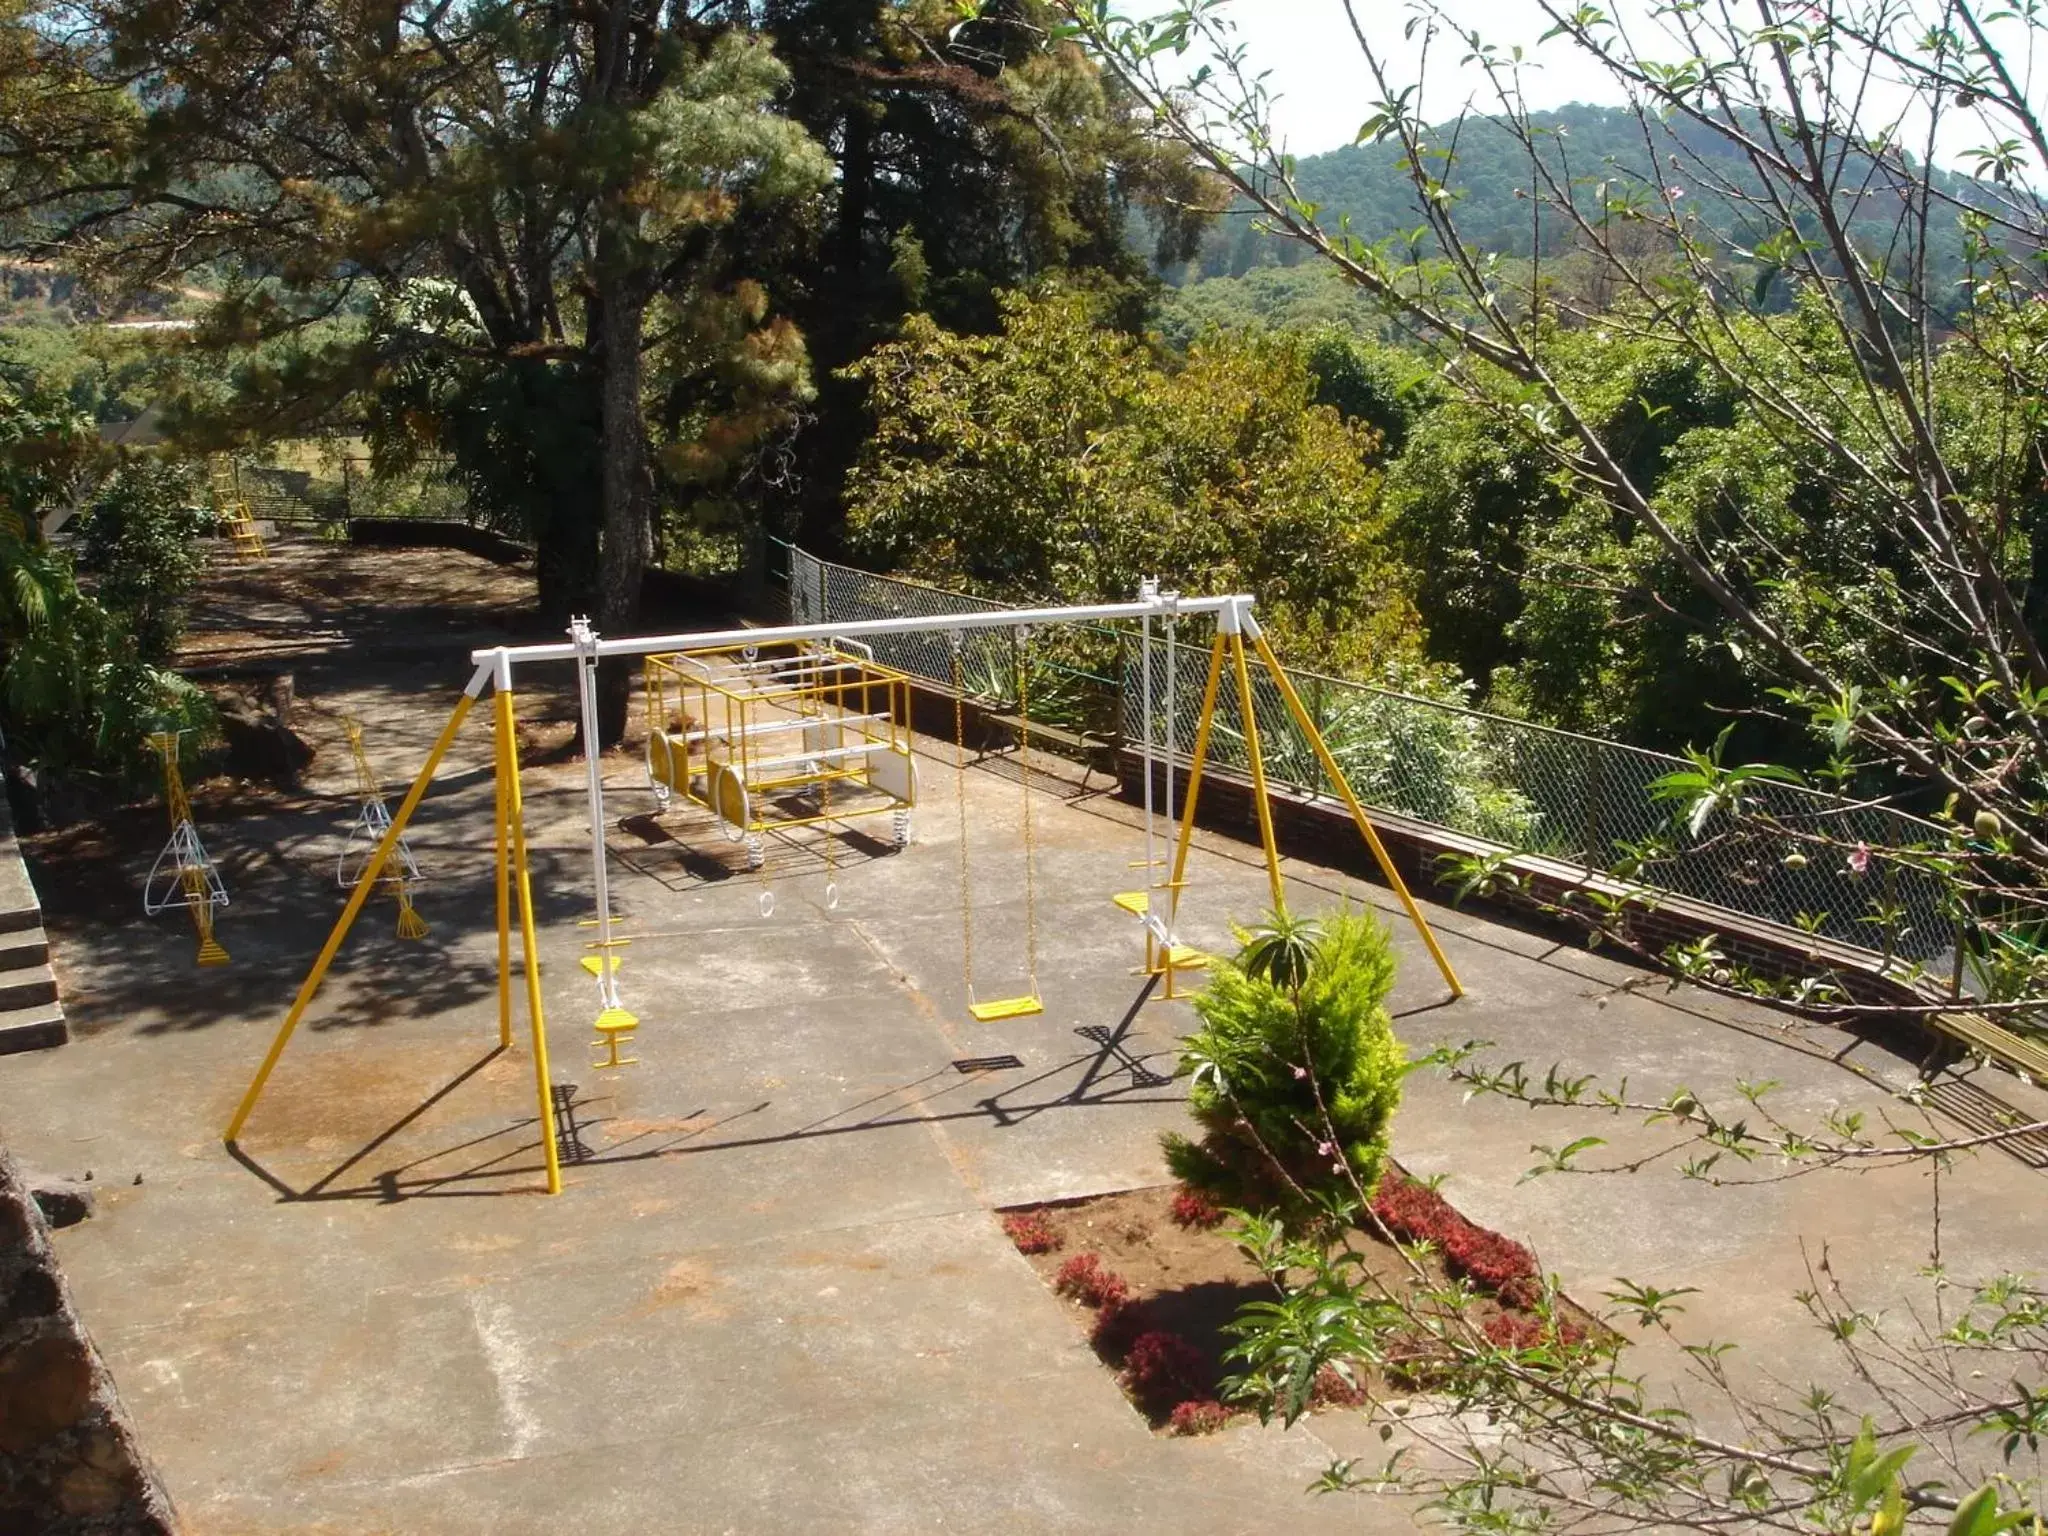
[
  {"xmin": 224, "ymin": 687, "xmax": 480, "ymax": 1144},
  {"xmin": 1250, "ymin": 630, "xmax": 1464, "ymax": 999},
  {"xmin": 1150, "ymin": 632, "xmax": 1230, "ymax": 1001},
  {"xmin": 497, "ymin": 687, "xmax": 565, "ymax": 1195},
  {"xmin": 494, "ymin": 744, "xmax": 513, "ymax": 1050}
]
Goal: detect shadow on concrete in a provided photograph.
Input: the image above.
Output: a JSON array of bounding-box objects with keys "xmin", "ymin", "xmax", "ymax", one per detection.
[
  {"xmin": 225, "ymin": 983, "xmax": 1185, "ymax": 1204},
  {"xmin": 43, "ymin": 761, "xmax": 599, "ymax": 1041},
  {"xmin": 609, "ymin": 811, "xmax": 902, "ymax": 893}
]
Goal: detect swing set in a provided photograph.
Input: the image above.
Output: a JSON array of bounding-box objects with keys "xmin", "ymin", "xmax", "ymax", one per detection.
[{"xmin": 220, "ymin": 589, "xmax": 1461, "ymax": 1195}]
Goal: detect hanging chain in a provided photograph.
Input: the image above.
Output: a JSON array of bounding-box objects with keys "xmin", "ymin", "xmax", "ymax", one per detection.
[
  {"xmin": 1016, "ymin": 625, "xmax": 1038, "ymax": 990},
  {"xmin": 951, "ymin": 632, "xmax": 974, "ymax": 999}
]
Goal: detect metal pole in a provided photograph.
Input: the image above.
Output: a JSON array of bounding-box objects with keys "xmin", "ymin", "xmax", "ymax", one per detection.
[
  {"xmin": 1139, "ymin": 581, "xmax": 1156, "ymax": 886},
  {"xmin": 496, "ymin": 673, "xmax": 563, "ymax": 1195},
  {"xmin": 472, "ymin": 592, "xmax": 1256, "ymax": 673},
  {"xmin": 1166, "ymin": 633, "xmax": 1230, "ymax": 943},
  {"xmin": 1163, "ymin": 605, "xmax": 1177, "ymax": 850},
  {"xmin": 495, "ymin": 734, "xmax": 512, "ymax": 1049},
  {"xmin": 1228, "ymin": 629, "xmax": 1287, "ymax": 914},
  {"xmin": 571, "ymin": 619, "xmax": 620, "ymax": 1013}
]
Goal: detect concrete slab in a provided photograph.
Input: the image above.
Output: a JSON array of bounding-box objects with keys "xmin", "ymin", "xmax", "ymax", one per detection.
[{"xmin": 4, "ymin": 541, "xmax": 2045, "ymax": 1531}]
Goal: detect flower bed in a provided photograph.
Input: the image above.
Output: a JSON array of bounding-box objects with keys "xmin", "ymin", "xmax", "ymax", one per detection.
[{"xmin": 999, "ymin": 1172, "xmax": 1602, "ymax": 1434}]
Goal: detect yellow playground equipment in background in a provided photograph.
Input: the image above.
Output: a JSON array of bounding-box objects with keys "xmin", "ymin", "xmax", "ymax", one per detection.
[
  {"xmin": 143, "ymin": 731, "xmax": 230, "ymax": 965},
  {"xmin": 338, "ymin": 715, "xmax": 430, "ymax": 940},
  {"xmin": 641, "ymin": 640, "xmax": 918, "ymax": 869}
]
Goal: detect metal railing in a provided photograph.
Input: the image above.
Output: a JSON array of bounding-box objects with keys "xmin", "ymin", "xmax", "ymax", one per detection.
[
  {"xmin": 778, "ymin": 543, "xmax": 1950, "ymax": 961},
  {"xmin": 778, "ymin": 539, "xmax": 1124, "ymax": 735}
]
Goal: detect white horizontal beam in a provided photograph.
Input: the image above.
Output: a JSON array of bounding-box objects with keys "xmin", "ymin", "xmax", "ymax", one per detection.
[{"xmin": 470, "ymin": 593, "xmax": 1252, "ymax": 675}]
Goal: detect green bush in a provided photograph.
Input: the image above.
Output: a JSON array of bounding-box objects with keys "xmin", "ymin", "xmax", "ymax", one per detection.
[
  {"xmin": 1164, "ymin": 908, "xmax": 1404, "ymax": 1217},
  {"xmin": 77, "ymin": 460, "xmax": 209, "ymax": 664},
  {"xmin": 2, "ymin": 369, "xmax": 213, "ymax": 785}
]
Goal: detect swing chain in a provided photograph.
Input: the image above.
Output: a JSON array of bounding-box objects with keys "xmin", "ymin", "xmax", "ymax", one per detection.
[
  {"xmin": 949, "ymin": 631, "xmax": 974, "ymax": 999},
  {"xmin": 1014, "ymin": 625, "xmax": 1039, "ymax": 991}
]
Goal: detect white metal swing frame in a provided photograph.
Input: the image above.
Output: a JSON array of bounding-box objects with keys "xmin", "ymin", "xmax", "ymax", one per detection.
[{"xmin": 222, "ymin": 589, "xmax": 1463, "ymax": 1196}]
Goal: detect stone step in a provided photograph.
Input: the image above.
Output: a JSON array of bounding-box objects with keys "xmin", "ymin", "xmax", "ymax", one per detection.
[
  {"xmin": 0, "ymin": 850, "xmax": 39, "ymax": 935},
  {"xmin": 0, "ymin": 927, "xmax": 49, "ymax": 972},
  {"xmin": 0, "ymin": 1001, "xmax": 66, "ymax": 1055},
  {"xmin": 0, "ymin": 963, "xmax": 59, "ymax": 1012}
]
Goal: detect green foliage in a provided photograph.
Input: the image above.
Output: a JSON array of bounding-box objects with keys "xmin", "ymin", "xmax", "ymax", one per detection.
[
  {"xmin": 1166, "ymin": 908, "xmax": 1403, "ymax": 1214},
  {"xmin": 1237, "ymin": 909, "xmax": 1324, "ymax": 995},
  {"xmin": 76, "ymin": 459, "xmax": 207, "ymax": 663},
  {"xmin": 846, "ymin": 286, "xmax": 1419, "ymax": 671},
  {"xmin": 0, "ymin": 363, "xmax": 209, "ymax": 781},
  {"xmin": 1156, "ymin": 264, "xmax": 1379, "ymax": 348}
]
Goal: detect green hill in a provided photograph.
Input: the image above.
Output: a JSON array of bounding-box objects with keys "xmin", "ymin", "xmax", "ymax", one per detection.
[{"xmin": 1161, "ymin": 102, "xmax": 1983, "ymax": 337}]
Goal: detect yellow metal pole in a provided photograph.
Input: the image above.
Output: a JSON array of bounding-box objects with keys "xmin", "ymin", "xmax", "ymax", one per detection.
[
  {"xmin": 498, "ymin": 687, "xmax": 564, "ymax": 1196},
  {"xmin": 1165, "ymin": 633, "xmax": 1230, "ymax": 938},
  {"xmin": 1250, "ymin": 630, "xmax": 1464, "ymax": 998},
  {"xmin": 494, "ymin": 713, "xmax": 513, "ymax": 1050},
  {"xmin": 224, "ymin": 691, "xmax": 479, "ymax": 1143},
  {"xmin": 1229, "ymin": 630, "xmax": 1287, "ymax": 914}
]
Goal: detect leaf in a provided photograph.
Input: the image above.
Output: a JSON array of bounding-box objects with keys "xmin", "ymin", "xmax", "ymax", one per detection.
[{"xmin": 1946, "ymin": 1483, "xmax": 2032, "ymax": 1536}]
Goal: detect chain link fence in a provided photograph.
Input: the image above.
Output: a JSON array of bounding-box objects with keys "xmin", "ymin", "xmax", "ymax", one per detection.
[{"xmin": 778, "ymin": 542, "xmax": 1951, "ymax": 962}]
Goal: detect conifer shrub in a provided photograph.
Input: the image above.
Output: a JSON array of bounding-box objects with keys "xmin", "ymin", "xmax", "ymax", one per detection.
[{"xmin": 1163, "ymin": 909, "xmax": 1403, "ymax": 1216}]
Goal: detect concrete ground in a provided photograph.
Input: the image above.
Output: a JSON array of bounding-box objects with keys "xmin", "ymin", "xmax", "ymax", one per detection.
[{"xmin": 4, "ymin": 543, "xmax": 2046, "ymax": 1533}]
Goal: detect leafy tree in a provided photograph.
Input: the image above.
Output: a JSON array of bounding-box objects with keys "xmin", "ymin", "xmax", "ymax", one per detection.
[
  {"xmin": 757, "ymin": 0, "xmax": 1220, "ymax": 550},
  {"xmin": 845, "ymin": 285, "xmax": 1419, "ymax": 669},
  {"xmin": 76, "ymin": 459, "xmax": 208, "ymax": 664},
  {"xmin": 0, "ymin": 361, "xmax": 208, "ymax": 781},
  {"xmin": 1, "ymin": 1, "xmax": 833, "ymax": 737}
]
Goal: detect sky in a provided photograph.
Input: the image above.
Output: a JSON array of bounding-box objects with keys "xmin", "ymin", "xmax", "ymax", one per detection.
[
  {"xmin": 1204, "ymin": 0, "xmax": 2034, "ymax": 172},
  {"xmin": 1216, "ymin": 1, "xmax": 1636, "ymax": 157}
]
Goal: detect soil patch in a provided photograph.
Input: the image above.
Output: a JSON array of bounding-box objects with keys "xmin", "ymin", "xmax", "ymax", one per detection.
[{"xmin": 1002, "ymin": 1178, "xmax": 1606, "ymax": 1435}]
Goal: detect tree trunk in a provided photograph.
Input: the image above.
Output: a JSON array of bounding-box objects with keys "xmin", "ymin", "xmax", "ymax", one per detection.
[
  {"xmin": 592, "ymin": 275, "xmax": 652, "ymax": 748},
  {"xmin": 533, "ymin": 485, "xmax": 602, "ymax": 627}
]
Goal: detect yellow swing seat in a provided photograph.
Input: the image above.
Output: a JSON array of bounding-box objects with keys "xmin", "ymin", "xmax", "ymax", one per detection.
[
  {"xmin": 969, "ymin": 995, "xmax": 1044, "ymax": 1023},
  {"xmin": 1111, "ymin": 890, "xmax": 1148, "ymax": 917},
  {"xmin": 592, "ymin": 1005, "xmax": 640, "ymax": 1068}
]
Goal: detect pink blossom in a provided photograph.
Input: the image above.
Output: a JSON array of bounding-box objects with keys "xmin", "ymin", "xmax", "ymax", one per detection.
[
  {"xmin": 1292, "ymin": 1065, "xmax": 1308, "ymax": 1080},
  {"xmin": 1317, "ymin": 1141, "xmax": 1336, "ymax": 1158},
  {"xmin": 1847, "ymin": 842, "xmax": 1871, "ymax": 875},
  {"xmin": 1665, "ymin": 185, "xmax": 1686, "ymax": 199}
]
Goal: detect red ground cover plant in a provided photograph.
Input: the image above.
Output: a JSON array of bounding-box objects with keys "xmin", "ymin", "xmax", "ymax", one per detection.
[
  {"xmin": 1310, "ymin": 1364, "xmax": 1371, "ymax": 1409},
  {"xmin": 1001, "ymin": 1211, "xmax": 1062, "ymax": 1255},
  {"xmin": 1054, "ymin": 1252, "xmax": 1131, "ymax": 1311},
  {"xmin": 1371, "ymin": 1173, "xmax": 1540, "ymax": 1305},
  {"xmin": 1443, "ymin": 1227, "xmax": 1540, "ymax": 1308},
  {"xmin": 1167, "ymin": 1399, "xmax": 1232, "ymax": 1436},
  {"xmin": 1089, "ymin": 1295, "xmax": 1146, "ymax": 1358},
  {"xmin": 1123, "ymin": 1330, "xmax": 1208, "ymax": 1413},
  {"xmin": 1167, "ymin": 1186, "xmax": 1226, "ymax": 1230}
]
